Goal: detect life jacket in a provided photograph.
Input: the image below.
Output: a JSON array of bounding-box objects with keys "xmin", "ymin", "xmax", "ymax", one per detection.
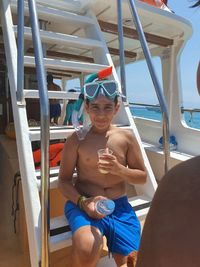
[{"xmin": 33, "ymin": 142, "xmax": 65, "ymax": 169}]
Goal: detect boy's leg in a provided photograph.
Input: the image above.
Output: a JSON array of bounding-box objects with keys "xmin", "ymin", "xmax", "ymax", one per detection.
[
  {"xmin": 113, "ymin": 253, "xmax": 128, "ymax": 267},
  {"xmin": 113, "ymin": 251, "xmax": 138, "ymax": 267},
  {"xmin": 54, "ymin": 104, "xmax": 61, "ymax": 124},
  {"xmin": 71, "ymin": 225, "xmax": 104, "ymax": 267},
  {"xmin": 50, "ymin": 104, "xmax": 54, "ymax": 123},
  {"xmin": 127, "ymin": 251, "xmax": 138, "ymax": 267},
  {"xmin": 54, "ymin": 116, "xmax": 59, "ymax": 124}
]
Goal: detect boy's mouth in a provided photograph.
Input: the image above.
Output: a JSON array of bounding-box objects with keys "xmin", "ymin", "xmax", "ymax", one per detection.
[{"xmin": 95, "ymin": 120, "xmax": 108, "ymax": 126}]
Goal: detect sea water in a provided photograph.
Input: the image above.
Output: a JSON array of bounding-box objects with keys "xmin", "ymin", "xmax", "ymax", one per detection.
[{"xmin": 130, "ymin": 107, "xmax": 200, "ymax": 130}]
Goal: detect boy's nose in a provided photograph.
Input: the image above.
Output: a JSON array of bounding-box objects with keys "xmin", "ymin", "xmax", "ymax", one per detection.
[{"xmin": 97, "ymin": 109, "xmax": 106, "ymax": 115}]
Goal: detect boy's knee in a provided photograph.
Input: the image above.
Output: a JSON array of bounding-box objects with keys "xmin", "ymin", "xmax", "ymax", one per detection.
[{"xmin": 73, "ymin": 228, "xmax": 103, "ymax": 261}]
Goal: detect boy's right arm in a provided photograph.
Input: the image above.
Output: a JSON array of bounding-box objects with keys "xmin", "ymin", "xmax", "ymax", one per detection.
[
  {"xmin": 58, "ymin": 133, "xmax": 81, "ymax": 205},
  {"xmin": 58, "ymin": 133, "xmax": 110, "ymax": 219}
]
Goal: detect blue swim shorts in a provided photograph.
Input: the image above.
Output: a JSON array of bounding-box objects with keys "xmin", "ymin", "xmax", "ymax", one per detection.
[
  {"xmin": 50, "ymin": 103, "xmax": 61, "ymax": 119},
  {"xmin": 64, "ymin": 196, "xmax": 141, "ymax": 256}
]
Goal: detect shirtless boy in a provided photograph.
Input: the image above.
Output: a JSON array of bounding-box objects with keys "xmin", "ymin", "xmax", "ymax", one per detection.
[{"xmin": 58, "ymin": 77, "xmax": 147, "ymax": 267}]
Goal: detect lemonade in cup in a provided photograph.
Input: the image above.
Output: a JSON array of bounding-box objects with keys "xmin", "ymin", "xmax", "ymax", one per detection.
[{"xmin": 97, "ymin": 148, "xmax": 113, "ymax": 174}]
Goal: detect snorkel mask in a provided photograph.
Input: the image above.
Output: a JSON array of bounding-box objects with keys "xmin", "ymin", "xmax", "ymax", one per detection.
[
  {"xmin": 84, "ymin": 80, "xmax": 118, "ymax": 100},
  {"xmin": 72, "ymin": 66, "xmax": 119, "ymax": 140}
]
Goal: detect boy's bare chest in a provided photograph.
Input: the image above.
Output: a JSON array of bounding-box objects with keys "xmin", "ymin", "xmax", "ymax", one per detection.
[{"xmin": 78, "ymin": 134, "xmax": 127, "ymax": 166}]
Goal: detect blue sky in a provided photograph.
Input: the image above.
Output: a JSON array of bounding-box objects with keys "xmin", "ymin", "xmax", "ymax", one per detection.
[
  {"xmin": 126, "ymin": 0, "xmax": 200, "ymax": 108},
  {"xmin": 169, "ymin": 0, "xmax": 200, "ymax": 108}
]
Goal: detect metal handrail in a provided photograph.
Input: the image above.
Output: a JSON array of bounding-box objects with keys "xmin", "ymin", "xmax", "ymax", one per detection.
[
  {"xmin": 129, "ymin": 103, "xmax": 200, "ymax": 115},
  {"xmin": 181, "ymin": 107, "xmax": 200, "ymax": 113},
  {"xmin": 16, "ymin": 0, "xmax": 24, "ymax": 103},
  {"xmin": 28, "ymin": 1, "xmax": 50, "ymax": 267},
  {"xmin": 128, "ymin": 0, "xmax": 170, "ymax": 173},
  {"xmin": 129, "ymin": 102, "xmax": 161, "ymax": 109},
  {"xmin": 117, "ymin": 0, "xmax": 127, "ymax": 99}
]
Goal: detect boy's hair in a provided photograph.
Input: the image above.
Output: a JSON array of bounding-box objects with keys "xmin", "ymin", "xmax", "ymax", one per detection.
[{"xmin": 85, "ymin": 95, "xmax": 118, "ymax": 106}]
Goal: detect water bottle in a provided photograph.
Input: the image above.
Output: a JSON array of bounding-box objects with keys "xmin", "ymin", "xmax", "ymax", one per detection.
[{"xmin": 95, "ymin": 199, "xmax": 115, "ymax": 215}]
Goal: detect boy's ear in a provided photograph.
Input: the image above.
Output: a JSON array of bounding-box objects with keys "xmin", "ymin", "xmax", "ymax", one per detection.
[{"xmin": 84, "ymin": 102, "xmax": 89, "ymax": 113}]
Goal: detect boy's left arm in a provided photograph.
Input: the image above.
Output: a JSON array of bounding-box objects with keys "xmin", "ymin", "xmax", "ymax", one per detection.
[
  {"xmin": 123, "ymin": 132, "xmax": 147, "ymax": 184},
  {"xmin": 98, "ymin": 131, "xmax": 147, "ymax": 184}
]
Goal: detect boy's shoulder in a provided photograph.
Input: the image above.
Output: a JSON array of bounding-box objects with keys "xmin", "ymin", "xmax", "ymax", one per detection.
[
  {"xmin": 110, "ymin": 126, "xmax": 135, "ymax": 139},
  {"xmin": 66, "ymin": 131, "xmax": 80, "ymax": 147},
  {"xmin": 111, "ymin": 125, "xmax": 132, "ymax": 134}
]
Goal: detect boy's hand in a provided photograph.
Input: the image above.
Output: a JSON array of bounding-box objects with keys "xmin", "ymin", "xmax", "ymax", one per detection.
[
  {"xmin": 82, "ymin": 196, "xmax": 108, "ymax": 219},
  {"xmin": 98, "ymin": 154, "xmax": 122, "ymax": 175}
]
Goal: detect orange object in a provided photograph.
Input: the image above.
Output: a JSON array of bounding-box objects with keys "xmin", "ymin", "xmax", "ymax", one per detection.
[
  {"xmin": 33, "ymin": 142, "xmax": 65, "ymax": 169},
  {"xmin": 5, "ymin": 123, "xmax": 16, "ymax": 139},
  {"xmin": 140, "ymin": 0, "xmax": 164, "ymax": 8},
  {"xmin": 98, "ymin": 66, "xmax": 113, "ymax": 80}
]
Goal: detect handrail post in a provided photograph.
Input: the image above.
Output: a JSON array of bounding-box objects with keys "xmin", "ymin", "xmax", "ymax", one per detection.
[
  {"xmin": 39, "ymin": 20, "xmax": 47, "ymax": 57},
  {"xmin": 163, "ymin": 113, "xmax": 170, "ymax": 173},
  {"xmin": 128, "ymin": 0, "xmax": 170, "ymax": 173},
  {"xmin": 28, "ymin": 0, "xmax": 50, "ymax": 266},
  {"xmin": 117, "ymin": 0, "xmax": 127, "ymax": 99},
  {"xmin": 17, "ymin": 0, "xmax": 24, "ymax": 103}
]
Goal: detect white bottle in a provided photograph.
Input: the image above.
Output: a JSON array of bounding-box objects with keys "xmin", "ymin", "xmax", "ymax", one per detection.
[{"xmin": 95, "ymin": 199, "xmax": 115, "ymax": 215}]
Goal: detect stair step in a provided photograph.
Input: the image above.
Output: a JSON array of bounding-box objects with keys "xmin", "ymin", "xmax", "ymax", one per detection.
[
  {"xmin": 24, "ymin": 89, "xmax": 79, "ymax": 100},
  {"xmin": 29, "ymin": 125, "xmax": 74, "ymax": 141},
  {"xmin": 24, "ymin": 56, "xmax": 108, "ymax": 73},
  {"xmin": 49, "ymin": 195, "xmax": 151, "ymax": 252},
  {"xmin": 29, "ymin": 124, "xmax": 132, "ymax": 142},
  {"xmin": 35, "ymin": 166, "xmax": 60, "ymax": 177},
  {"xmin": 129, "ymin": 195, "xmax": 151, "ymax": 219},
  {"xmin": 36, "ymin": 171, "xmax": 59, "ymax": 190},
  {"xmin": 28, "ymin": 0, "xmax": 85, "ymax": 14},
  {"xmin": 35, "ymin": 167, "xmax": 77, "ymax": 190},
  {"xmin": 50, "ymin": 215, "xmax": 72, "ymax": 252},
  {"xmin": 35, "ymin": 166, "xmax": 59, "ymax": 190},
  {"xmin": 11, "ymin": 1, "xmax": 95, "ymax": 26},
  {"xmin": 13, "ymin": 26, "xmax": 103, "ymax": 50}
]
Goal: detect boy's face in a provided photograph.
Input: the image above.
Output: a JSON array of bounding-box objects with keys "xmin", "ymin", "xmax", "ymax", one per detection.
[{"xmin": 85, "ymin": 95, "xmax": 119, "ymax": 132}]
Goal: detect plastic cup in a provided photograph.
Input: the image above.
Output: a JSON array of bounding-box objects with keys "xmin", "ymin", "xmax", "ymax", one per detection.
[{"xmin": 97, "ymin": 148, "xmax": 113, "ymax": 174}]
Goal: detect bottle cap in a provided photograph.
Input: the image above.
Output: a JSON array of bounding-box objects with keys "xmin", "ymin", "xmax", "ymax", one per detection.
[
  {"xmin": 105, "ymin": 199, "xmax": 115, "ymax": 211},
  {"xmin": 96, "ymin": 199, "xmax": 115, "ymax": 215}
]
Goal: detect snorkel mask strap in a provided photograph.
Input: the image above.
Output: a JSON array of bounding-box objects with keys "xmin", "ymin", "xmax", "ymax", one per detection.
[
  {"xmin": 72, "ymin": 66, "xmax": 113, "ymax": 140},
  {"xmin": 74, "ymin": 66, "xmax": 113, "ymax": 111}
]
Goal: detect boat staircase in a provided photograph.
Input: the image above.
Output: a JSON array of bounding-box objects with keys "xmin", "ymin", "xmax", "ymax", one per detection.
[{"xmin": 1, "ymin": 0, "xmax": 157, "ymax": 266}]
